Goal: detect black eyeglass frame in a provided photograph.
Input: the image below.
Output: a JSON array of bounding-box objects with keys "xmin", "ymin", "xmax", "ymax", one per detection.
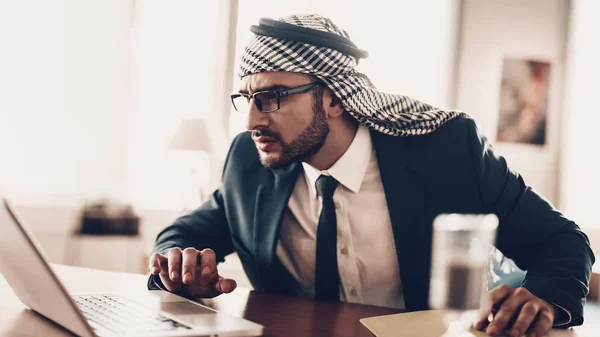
[{"xmin": 230, "ymin": 81, "xmax": 321, "ymax": 113}]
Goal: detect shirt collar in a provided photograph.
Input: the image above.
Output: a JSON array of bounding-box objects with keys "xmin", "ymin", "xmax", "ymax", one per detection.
[{"xmin": 302, "ymin": 124, "xmax": 372, "ymax": 198}]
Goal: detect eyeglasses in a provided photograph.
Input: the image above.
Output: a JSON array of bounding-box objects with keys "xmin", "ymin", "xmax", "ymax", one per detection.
[{"xmin": 230, "ymin": 82, "xmax": 321, "ymax": 113}]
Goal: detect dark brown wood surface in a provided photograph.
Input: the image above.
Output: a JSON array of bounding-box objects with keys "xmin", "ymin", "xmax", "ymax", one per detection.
[{"xmin": 198, "ymin": 287, "xmax": 403, "ymax": 337}]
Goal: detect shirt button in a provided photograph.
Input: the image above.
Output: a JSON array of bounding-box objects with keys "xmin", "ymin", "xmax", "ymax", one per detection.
[
  {"xmin": 350, "ymin": 288, "xmax": 358, "ymax": 297},
  {"xmin": 341, "ymin": 247, "xmax": 348, "ymax": 255}
]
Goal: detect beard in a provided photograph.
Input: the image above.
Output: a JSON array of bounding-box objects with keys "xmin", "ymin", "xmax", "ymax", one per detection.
[{"xmin": 254, "ymin": 89, "xmax": 329, "ymax": 169}]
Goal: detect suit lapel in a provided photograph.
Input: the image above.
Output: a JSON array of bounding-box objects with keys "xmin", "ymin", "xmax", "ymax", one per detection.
[
  {"xmin": 253, "ymin": 162, "xmax": 302, "ymax": 271},
  {"xmin": 372, "ymin": 131, "xmax": 430, "ymax": 311}
]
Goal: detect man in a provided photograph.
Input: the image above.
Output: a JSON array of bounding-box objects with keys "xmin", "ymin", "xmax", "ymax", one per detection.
[{"xmin": 148, "ymin": 15, "xmax": 594, "ymax": 337}]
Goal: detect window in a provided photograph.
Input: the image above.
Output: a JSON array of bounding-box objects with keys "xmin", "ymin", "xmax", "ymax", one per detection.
[
  {"xmin": 126, "ymin": 0, "xmax": 221, "ymax": 210},
  {"xmin": 0, "ymin": 0, "xmax": 133, "ymax": 205},
  {"xmin": 0, "ymin": 0, "xmax": 226, "ymax": 210}
]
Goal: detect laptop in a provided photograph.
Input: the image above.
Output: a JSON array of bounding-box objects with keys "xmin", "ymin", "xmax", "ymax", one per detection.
[{"xmin": 0, "ymin": 198, "xmax": 264, "ymax": 337}]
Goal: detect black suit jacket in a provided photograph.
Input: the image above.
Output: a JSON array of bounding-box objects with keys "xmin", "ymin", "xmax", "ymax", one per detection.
[{"xmin": 151, "ymin": 117, "xmax": 594, "ymax": 326}]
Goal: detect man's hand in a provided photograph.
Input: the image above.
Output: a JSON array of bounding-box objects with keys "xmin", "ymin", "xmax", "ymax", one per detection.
[
  {"xmin": 148, "ymin": 247, "xmax": 237, "ymax": 298},
  {"xmin": 475, "ymin": 285, "xmax": 556, "ymax": 337}
]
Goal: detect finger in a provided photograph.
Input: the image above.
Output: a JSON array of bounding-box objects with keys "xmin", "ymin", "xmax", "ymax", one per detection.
[
  {"xmin": 181, "ymin": 248, "xmax": 199, "ymax": 284},
  {"xmin": 476, "ymin": 285, "xmax": 513, "ymax": 329},
  {"xmin": 199, "ymin": 249, "xmax": 217, "ymax": 283},
  {"xmin": 475, "ymin": 317, "xmax": 491, "ymax": 331},
  {"xmin": 214, "ymin": 277, "xmax": 237, "ymax": 294},
  {"xmin": 167, "ymin": 247, "xmax": 183, "ymax": 282},
  {"xmin": 487, "ymin": 288, "xmax": 532, "ymax": 336},
  {"xmin": 528, "ymin": 309, "xmax": 553, "ymax": 337},
  {"xmin": 508, "ymin": 301, "xmax": 541, "ymax": 337},
  {"xmin": 154, "ymin": 253, "xmax": 171, "ymax": 278},
  {"xmin": 156, "ymin": 254, "xmax": 182, "ymax": 292},
  {"xmin": 159, "ymin": 257, "xmax": 170, "ymax": 276},
  {"xmin": 149, "ymin": 252, "xmax": 167, "ymax": 274},
  {"xmin": 475, "ymin": 308, "xmax": 497, "ymax": 330}
]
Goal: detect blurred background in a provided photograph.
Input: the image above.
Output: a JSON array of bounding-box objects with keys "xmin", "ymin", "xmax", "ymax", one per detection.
[{"xmin": 0, "ymin": 0, "xmax": 598, "ymax": 288}]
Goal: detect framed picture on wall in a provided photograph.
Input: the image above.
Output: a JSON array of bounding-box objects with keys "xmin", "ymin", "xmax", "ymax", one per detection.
[{"xmin": 496, "ymin": 58, "xmax": 551, "ymax": 145}]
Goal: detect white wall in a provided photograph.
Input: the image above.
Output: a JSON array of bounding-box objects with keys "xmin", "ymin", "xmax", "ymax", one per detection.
[
  {"xmin": 454, "ymin": 0, "xmax": 569, "ymax": 206},
  {"xmin": 560, "ymin": 0, "xmax": 600, "ymax": 230}
]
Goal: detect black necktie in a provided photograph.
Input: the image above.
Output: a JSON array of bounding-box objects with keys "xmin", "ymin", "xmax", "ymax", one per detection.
[{"xmin": 314, "ymin": 175, "xmax": 340, "ymax": 301}]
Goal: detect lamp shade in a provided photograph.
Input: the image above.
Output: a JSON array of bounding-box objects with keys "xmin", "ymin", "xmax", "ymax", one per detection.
[{"xmin": 168, "ymin": 119, "xmax": 212, "ymax": 152}]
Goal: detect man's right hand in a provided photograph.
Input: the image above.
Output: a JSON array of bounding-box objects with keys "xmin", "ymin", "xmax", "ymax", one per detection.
[{"xmin": 148, "ymin": 247, "xmax": 237, "ymax": 298}]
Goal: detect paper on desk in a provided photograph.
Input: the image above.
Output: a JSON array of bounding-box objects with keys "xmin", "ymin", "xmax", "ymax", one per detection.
[
  {"xmin": 360, "ymin": 310, "xmax": 488, "ymax": 337},
  {"xmin": 360, "ymin": 310, "xmax": 593, "ymax": 337}
]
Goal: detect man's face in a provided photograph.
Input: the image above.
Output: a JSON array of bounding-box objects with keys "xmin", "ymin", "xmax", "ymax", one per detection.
[{"xmin": 240, "ymin": 72, "xmax": 329, "ymax": 169}]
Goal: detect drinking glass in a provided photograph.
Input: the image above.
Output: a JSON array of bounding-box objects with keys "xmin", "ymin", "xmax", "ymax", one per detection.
[{"xmin": 429, "ymin": 214, "xmax": 499, "ymax": 337}]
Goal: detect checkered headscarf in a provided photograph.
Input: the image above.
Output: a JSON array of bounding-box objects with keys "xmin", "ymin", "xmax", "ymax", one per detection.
[{"xmin": 240, "ymin": 14, "xmax": 467, "ymax": 136}]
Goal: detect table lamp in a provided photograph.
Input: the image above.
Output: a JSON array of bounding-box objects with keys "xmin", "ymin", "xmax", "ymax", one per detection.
[{"xmin": 168, "ymin": 119, "xmax": 212, "ymax": 204}]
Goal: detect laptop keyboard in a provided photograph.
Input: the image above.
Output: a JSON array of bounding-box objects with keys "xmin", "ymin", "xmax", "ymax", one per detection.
[{"xmin": 73, "ymin": 294, "xmax": 192, "ymax": 336}]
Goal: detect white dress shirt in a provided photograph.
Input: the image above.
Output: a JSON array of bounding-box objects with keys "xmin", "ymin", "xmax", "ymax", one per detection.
[{"xmin": 275, "ymin": 124, "xmax": 405, "ymax": 309}]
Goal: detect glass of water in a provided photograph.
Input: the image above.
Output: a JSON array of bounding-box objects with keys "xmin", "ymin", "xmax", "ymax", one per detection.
[{"xmin": 429, "ymin": 214, "xmax": 499, "ymax": 337}]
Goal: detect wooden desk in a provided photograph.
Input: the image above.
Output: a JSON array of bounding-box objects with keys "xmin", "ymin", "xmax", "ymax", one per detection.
[{"xmin": 0, "ymin": 265, "xmax": 598, "ymax": 337}]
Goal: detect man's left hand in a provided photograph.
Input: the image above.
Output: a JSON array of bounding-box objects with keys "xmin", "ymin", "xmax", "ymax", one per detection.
[{"xmin": 475, "ymin": 284, "xmax": 556, "ymax": 337}]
